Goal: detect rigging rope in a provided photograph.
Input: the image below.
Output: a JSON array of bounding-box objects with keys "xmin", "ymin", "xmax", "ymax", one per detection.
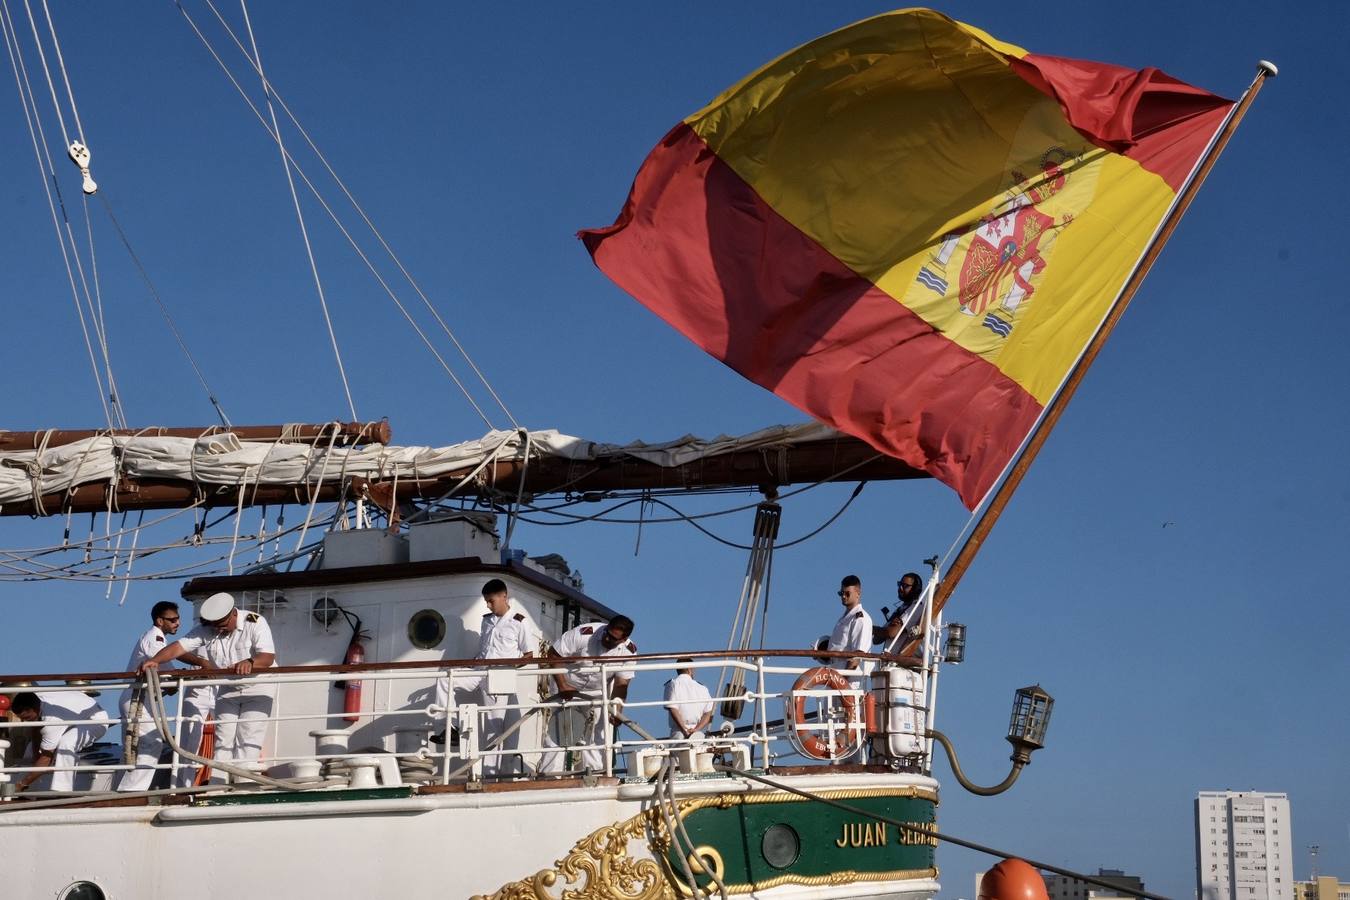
[
  {"xmin": 0, "ymin": 0, "xmax": 112, "ymax": 429},
  {"xmin": 714, "ymin": 500, "xmax": 779, "ymax": 717},
  {"xmin": 199, "ymin": 0, "xmax": 520, "ymax": 431},
  {"xmin": 237, "ymin": 0, "xmax": 357, "ymax": 421},
  {"xmin": 20, "ymin": 0, "xmax": 125, "ymax": 428},
  {"xmin": 96, "ymin": 193, "xmax": 232, "ymax": 427},
  {"xmin": 715, "ymin": 766, "xmax": 1172, "ymax": 900},
  {"xmin": 178, "ymin": 0, "xmax": 509, "ymax": 431}
]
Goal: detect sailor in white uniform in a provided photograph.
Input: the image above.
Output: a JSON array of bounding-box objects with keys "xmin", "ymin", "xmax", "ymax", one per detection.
[
  {"xmin": 825, "ymin": 575, "xmax": 873, "ymax": 762},
  {"xmin": 117, "ymin": 600, "xmax": 204, "ymax": 792},
  {"xmin": 826, "ymin": 575, "xmax": 874, "ymax": 673},
  {"xmin": 433, "ymin": 578, "xmax": 537, "ymax": 776},
  {"xmin": 10, "ymin": 690, "xmax": 110, "ymax": 792},
  {"xmin": 538, "ymin": 615, "xmax": 636, "ymax": 774},
  {"xmin": 663, "ymin": 660, "xmax": 714, "ymax": 741},
  {"xmin": 142, "ymin": 592, "xmax": 277, "ymax": 778}
]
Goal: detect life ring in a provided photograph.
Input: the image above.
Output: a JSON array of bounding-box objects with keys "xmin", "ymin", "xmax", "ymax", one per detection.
[{"xmin": 786, "ymin": 666, "xmax": 863, "ymax": 760}]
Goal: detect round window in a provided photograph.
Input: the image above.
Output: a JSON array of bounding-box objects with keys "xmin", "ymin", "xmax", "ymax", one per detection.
[
  {"xmin": 407, "ymin": 609, "xmax": 446, "ymax": 649},
  {"xmin": 59, "ymin": 883, "xmax": 107, "ymax": 900},
  {"xmin": 312, "ymin": 596, "xmax": 340, "ymax": 627},
  {"xmin": 761, "ymin": 823, "xmax": 800, "ymax": 869}
]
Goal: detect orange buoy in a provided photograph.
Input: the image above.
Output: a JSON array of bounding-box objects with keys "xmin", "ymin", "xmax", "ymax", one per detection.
[{"xmin": 979, "ymin": 859, "xmax": 1048, "ymax": 900}]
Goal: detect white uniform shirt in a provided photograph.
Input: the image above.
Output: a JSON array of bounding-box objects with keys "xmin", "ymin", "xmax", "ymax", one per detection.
[
  {"xmin": 827, "ymin": 604, "xmax": 873, "ymax": 665},
  {"xmin": 35, "ymin": 691, "xmax": 104, "ymax": 752},
  {"xmin": 663, "ymin": 673, "xmax": 714, "ymax": 732},
  {"xmin": 175, "ymin": 611, "xmax": 276, "ymax": 696},
  {"xmin": 477, "ymin": 606, "xmax": 536, "ymax": 660},
  {"xmin": 125, "ymin": 625, "xmax": 173, "ymax": 671},
  {"xmin": 553, "ymin": 623, "xmax": 637, "ymax": 695}
]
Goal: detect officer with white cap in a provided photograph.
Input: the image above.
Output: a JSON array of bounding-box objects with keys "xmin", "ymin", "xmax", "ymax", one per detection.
[{"xmin": 141, "ymin": 592, "xmax": 277, "ymax": 776}]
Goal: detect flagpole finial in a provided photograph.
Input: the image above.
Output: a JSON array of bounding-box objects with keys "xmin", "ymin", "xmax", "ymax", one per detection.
[{"xmin": 1257, "ymin": 60, "xmax": 1279, "ymax": 77}]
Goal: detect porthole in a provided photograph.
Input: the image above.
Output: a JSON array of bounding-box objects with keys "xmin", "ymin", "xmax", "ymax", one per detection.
[
  {"xmin": 761, "ymin": 823, "xmax": 800, "ymax": 869},
  {"xmin": 407, "ymin": 609, "xmax": 446, "ymax": 649},
  {"xmin": 312, "ymin": 596, "xmax": 340, "ymax": 627},
  {"xmin": 59, "ymin": 883, "xmax": 107, "ymax": 900}
]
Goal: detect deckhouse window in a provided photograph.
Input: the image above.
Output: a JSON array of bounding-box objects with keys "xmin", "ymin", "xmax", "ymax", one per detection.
[
  {"xmin": 59, "ymin": 884, "xmax": 107, "ymax": 900},
  {"xmin": 408, "ymin": 609, "xmax": 446, "ymax": 649}
]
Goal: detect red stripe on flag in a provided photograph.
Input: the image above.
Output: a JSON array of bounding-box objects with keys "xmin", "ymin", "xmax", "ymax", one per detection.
[
  {"xmin": 1011, "ymin": 54, "xmax": 1234, "ymax": 192},
  {"xmin": 581, "ymin": 123, "xmax": 1043, "ymax": 509}
]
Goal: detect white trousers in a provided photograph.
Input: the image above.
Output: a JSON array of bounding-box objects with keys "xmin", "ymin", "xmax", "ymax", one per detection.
[
  {"xmin": 213, "ymin": 692, "xmax": 272, "ymax": 767},
  {"xmin": 116, "ymin": 689, "xmax": 162, "ymax": 792},
  {"xmin": 47, "ymin": 710, "xmax": 109, "ymax": 792},
  {"xmin": 175, "ymin": 685, "xmax": 215, "ymax": 788},
  {"xmin": 538, "ymin": 696, "xmax": 607, "ymax": 774},
  {"xmin": 433, "ymin": 674, "xmax": 518, "ymax": 776}
]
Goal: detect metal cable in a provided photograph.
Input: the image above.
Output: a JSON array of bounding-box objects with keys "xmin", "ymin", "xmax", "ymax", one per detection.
[
  {"xmin": 199, "ymin": 0, "xmax": 520, "ymax": 431},
  {"xmin": 0, "ymin": 0, "xmax": 111, "ymax": 428},
  {"xmin": 237, "ymin": 0, "xmax": 356, "ymax": 421},
  {"xmin": 177, "ymin": 0, "xmax": 499, "ymax": 430},
  {"xmin": 96, "ymin": 193, "xmax": 232, "ymax": 426},
  {"xmin": 714, "ymin": 766, "xmax": 1172, "ymax": 900}
]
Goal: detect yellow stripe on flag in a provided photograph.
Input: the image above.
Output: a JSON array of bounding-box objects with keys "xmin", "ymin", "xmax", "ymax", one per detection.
[{"xmin": 684, "ymin": 9, "xmax": 1179, "ymax": 407}]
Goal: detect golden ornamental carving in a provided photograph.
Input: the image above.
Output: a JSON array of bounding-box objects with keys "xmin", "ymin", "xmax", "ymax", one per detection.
[
  {"xmin": 471, "ymin": 785, "xmax": 939, "ymax": 899},
  {"xmin": 470, "ymin": 810, "xmax": 675, "ymax": 900}
]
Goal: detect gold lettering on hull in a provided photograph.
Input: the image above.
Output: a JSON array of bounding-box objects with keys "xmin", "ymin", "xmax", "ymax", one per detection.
[
  {"xmin": 835, "ymin": 821, "xmax": 889, "ymax": 848},
  {"xmin": 897, "ymin": 822, "xmax": 939, "ymax": 847}
]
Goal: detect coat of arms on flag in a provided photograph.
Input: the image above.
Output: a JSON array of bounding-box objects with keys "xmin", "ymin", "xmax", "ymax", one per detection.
[{"xmin": 904, "ymin": 145, "xmax": 1096, "ymax": 350}]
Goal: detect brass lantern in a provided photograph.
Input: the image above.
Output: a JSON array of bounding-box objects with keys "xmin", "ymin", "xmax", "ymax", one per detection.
[{"xmin": 1006, "ymin": 684, "xmax": 1053, "ymax": 765}]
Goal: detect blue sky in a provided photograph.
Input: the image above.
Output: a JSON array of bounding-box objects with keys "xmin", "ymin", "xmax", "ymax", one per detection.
[{"xmin": 1, "ymin": 3, "xmax": 1347, "ymax": 898}]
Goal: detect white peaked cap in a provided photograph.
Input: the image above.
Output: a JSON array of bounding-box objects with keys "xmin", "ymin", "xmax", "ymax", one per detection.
[{"xmin": 200, "ymin": 592, "xmax": 236, "ymax": 622}]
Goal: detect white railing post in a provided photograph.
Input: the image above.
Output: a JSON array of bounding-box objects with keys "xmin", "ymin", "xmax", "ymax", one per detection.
[
  {"xmin": 756, "ymin": 655, "xmax": 770, "ymax": 769},
  {"xmin": 599, "ymin": 661, "xmax": 613, "ymax": 777},
  {"xmin": 441, "ymin": 667, "xmax": 457, "ymax": 786},
  {"xmin": 922, "ymin": 566, "xmax": 943, "ymax": 772},
  {"xmin": 462, "ymin": 702, "xmax": 481, "ymax": 783},
  {"xmin": 169, "ymin": 676, "xmax": 186, "ymax": 786}
]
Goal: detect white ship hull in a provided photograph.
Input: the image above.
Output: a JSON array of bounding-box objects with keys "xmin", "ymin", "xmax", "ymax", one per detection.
[{"xmin": 3, "ymin": 772, "xmax": 940, "ymax": 899}]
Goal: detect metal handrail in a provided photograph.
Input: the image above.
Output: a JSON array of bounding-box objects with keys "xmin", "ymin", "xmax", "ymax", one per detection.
[{"xmin": 1, "ymin": 652, "xmax": 917, "ymax": 797}]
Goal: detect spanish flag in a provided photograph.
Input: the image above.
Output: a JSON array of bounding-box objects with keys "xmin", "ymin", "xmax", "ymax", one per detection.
[{"xmin": 582, "ymin": 9, "xmax": 1233, "ymax": 509}]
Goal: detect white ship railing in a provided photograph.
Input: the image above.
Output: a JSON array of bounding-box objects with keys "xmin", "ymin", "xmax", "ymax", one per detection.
[{"xmin": 0, "ymin": 649, "xmax": 930, "ymax": 800}]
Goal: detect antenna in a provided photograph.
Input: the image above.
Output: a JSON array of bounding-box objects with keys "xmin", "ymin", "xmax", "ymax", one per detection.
[{"xmin": 1308, "ymin": 844, "xmax": 1319, "ymax": 881}]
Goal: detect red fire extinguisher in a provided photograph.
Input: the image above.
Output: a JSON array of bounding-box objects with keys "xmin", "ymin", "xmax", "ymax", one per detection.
[{"xmin": 342, "ymin": 632, "xmax": 366, "ymax": 723}]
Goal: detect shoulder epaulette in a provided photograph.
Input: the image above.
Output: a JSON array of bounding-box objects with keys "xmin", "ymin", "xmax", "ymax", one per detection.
[
  {"xmin": 580, "ymin": 626, "xmax": 594, "ymax": 635},
  {"xmin": 852, "ymin": 610, "xmax": 864, "ymax": 620},
  {"xmin": 482, "ymin": 611, "xmax": 492, "ymax": 618},
  {"xmin": 513, "ymin": 612, "xmax": 525, "ymax": 622},
  {"xmin": 626, "ymin": 641, "xmax": 637, "ymax": 653},
  {"xmin": 245, "ymin": 612, "xmax": 259, "ymax": 623},
  {"xmin": 154, "ymin": 635, "xmax": 164, "ymax": 642}
]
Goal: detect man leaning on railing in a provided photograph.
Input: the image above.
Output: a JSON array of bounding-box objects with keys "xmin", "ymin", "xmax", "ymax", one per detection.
[
  {"xmin": 537, "ymin": 615, "xmax": 636, "ymax": 775},
  {"xmin": 140, "ymin": 592, "xmax": 276, "ymax": 779}
]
